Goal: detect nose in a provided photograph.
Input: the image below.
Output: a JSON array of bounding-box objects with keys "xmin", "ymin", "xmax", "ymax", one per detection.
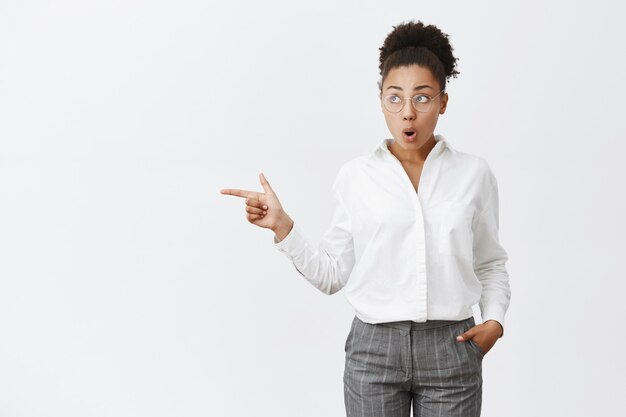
[{"xmin": 401, "ymin": 98, "xmax": 416, "ymax": 120}]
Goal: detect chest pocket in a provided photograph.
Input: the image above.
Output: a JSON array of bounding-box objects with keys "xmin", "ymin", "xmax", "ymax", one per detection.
[{"xmin": 438, "ymin": 204, "xmax": 474, "ymax": 261}]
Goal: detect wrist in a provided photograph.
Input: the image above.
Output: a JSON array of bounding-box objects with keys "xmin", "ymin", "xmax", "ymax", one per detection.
[
  {"xmin": 273, "ymin": 216, "xmax": 294, "ymax": 242},
  {"xmin": 485, "ymin": 320, "xmax": 504, "ymax": 338}
]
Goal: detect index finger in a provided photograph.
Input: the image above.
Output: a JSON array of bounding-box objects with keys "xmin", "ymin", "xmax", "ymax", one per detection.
[{"xmin": 219, "ymin": 188, "xmax": 254, "ymax": 198}]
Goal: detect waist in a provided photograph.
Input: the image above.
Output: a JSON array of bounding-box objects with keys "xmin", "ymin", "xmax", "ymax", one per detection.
[{"xmin": 371, "ymin": 316, "xmax": 474, "ymax": 331}]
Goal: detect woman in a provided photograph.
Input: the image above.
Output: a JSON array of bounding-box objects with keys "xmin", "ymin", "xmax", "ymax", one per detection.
[{"xmin": 220, "ymin": 19, "xmax": 511, "ymax": 417}]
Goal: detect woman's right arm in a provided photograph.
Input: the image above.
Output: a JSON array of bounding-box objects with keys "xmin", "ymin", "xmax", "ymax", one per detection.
[
  {"xmin": 272, "ymin": 178, "xmax": 355, "ymax": 295},
  {"xmin": 220, "ymin": 169, "xmax": 356, "ymax": 295}
]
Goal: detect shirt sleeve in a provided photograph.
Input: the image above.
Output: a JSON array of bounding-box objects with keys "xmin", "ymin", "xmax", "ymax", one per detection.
[
  {"xmin": 272, "ymin": 167, "xmax": 355, "ymax": 295},
  {"xmin": 472, "ymin": 177, "xmax": 511, "ymax": 338}
]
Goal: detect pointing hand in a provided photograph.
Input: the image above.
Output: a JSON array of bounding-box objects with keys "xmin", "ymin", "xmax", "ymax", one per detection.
[{"xmin": 220, "ymin": 172, "xmax": 287, "ymax": 231}]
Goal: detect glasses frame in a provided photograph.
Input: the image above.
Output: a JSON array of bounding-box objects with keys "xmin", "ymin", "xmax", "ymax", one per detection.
[{"xmin": 381, "ymin": 89, "xmax": 446, "ymax": 113}]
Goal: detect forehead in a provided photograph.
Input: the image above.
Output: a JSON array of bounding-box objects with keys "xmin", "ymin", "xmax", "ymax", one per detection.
[{"xmin": 383, "ymin": 64, "xmax": 438, "ymax": 90}]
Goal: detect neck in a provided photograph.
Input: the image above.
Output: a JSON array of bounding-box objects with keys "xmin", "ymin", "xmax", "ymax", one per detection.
[{"xmin": 389, "ymin": 134, "xmax": 437, "ymax": 164}]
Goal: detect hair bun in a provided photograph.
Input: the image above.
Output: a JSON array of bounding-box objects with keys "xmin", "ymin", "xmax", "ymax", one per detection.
[{"xmin": 378, "ymin": 20, "xmax": 460, "ymax": 82}]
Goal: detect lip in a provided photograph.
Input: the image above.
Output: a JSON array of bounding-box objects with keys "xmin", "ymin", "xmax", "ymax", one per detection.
[{"xmin": 402, "ymin": 128, "xmax": 416, "ymax": 142}]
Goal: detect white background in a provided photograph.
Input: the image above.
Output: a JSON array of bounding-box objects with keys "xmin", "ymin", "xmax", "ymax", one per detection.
[{"xmin": 1, "ymin": 1, "xmax": 625, "ymax": 416}]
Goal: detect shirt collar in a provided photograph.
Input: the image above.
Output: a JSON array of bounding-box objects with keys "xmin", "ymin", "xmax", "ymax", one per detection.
[{"xmin": 372, "ymin": 134, "xmax": 450, "ymax": 157}]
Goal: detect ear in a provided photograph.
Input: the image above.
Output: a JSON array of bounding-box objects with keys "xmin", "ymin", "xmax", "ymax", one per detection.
[{"xmin": 439, "ymin": 92, "xmax": 448, "ymax": 114}]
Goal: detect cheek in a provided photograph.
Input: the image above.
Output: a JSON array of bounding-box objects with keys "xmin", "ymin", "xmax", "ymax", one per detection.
[{"xmin": 418, "ymin": 114, "xmax": 439, "ymax": 129}]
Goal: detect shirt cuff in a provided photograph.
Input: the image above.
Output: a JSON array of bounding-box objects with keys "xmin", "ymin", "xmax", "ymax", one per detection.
[
  {"xmin": 482, "ymin": 307, "xmax": 506, "ymax": 338},
  {"xmin": 273, "ymin": 221, "xmax": 306, "ymax": 256}
]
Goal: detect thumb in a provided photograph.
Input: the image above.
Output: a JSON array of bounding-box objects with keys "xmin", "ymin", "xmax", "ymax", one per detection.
[
  {"xmin": 456, "ymin": 329, "xmax": 474, "ymax": 342},
  {"xmin": 259, "ymin": 172, "xmax": 275, "ymax": 195}
]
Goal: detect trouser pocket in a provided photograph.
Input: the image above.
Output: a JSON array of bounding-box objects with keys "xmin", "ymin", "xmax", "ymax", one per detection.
[
  {"xmin": 344, "ymin": 316, "xmax": 358, "ymax": 354},
  {"xmin": 467, "ymin": 338, "xmax": 485, "ymax": 358}
]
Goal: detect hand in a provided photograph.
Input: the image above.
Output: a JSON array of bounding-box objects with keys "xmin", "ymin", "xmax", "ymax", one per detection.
[
  {"xmin": 220, "ymin": 172, "xmax": 288, "ymax": 231},
  {"xmin": 455, "ymin": 320, "xmax": 503, "ymax": 356}
]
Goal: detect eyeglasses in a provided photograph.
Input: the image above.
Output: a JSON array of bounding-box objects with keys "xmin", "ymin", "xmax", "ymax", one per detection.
[{"xmin": 381, "ymin": 89, "xmax": 445, "ymax": 113}]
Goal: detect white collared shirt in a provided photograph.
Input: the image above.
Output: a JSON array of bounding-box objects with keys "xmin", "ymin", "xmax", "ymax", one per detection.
[{"xmin": 273, "ymin": 134, "xmax": 511, "ymax": 335}]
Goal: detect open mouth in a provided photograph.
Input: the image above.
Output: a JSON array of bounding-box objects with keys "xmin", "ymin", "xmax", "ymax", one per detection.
[{"xmin": 403, "ymin": 130, "xmax": 416, "ymax": 139}]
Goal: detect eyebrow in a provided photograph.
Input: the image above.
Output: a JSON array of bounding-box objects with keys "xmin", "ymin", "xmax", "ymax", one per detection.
[{"xmin": 385, "ymin": 85, "xmax": 434, "ymax": 91}]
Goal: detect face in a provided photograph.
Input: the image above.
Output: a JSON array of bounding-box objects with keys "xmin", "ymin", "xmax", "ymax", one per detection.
[{"xmin": 380, "ymin": 64, "xmax": 448, "ymax": 152}]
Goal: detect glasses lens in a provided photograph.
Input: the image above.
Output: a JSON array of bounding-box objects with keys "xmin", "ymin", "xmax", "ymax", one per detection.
[
  {"xmin": 383, "ymin": 96, "xmax": 402, "ymax": 112},
  {"xmin": 412, "ymin": 95, "xmax": 433, "ymax": 113}
]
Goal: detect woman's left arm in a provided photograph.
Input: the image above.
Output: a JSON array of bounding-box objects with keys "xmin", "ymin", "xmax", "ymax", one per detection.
[{"xmin": 472, "ymin": 177, "xmax": 511, "ymax": 339}]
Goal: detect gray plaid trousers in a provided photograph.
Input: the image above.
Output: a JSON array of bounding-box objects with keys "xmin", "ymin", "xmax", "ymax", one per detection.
[{"xmin": 343, "ymin": 315, "xmax": 484, "ymax": 417}]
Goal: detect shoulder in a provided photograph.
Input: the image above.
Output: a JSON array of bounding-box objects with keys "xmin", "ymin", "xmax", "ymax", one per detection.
[
  {"xmin": 335, "ymin": 154, "xmax": 369, "ymax": 178},
  {"xmin": 330, "ymin": 155, "xmax": 371, "ymax": 195},
  {"xmin": 447, "ymin": 147, "xmax": 498, "ymax": 187}
]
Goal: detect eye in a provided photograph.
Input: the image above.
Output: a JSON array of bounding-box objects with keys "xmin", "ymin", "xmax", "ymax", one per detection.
[
  {"xmin": 414, "ymin": 95, "xmax": 431, "ymax": 103},
  {"xmin": 388, "ymin": 95, "xmax": 401, "ymax": 103}
]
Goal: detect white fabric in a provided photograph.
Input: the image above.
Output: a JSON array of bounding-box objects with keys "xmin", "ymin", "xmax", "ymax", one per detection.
[{"xmin": 273, "ymin": 134, "xmax": 511, "ymax": 335}]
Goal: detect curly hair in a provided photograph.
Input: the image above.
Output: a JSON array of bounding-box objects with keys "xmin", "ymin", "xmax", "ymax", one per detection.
[{"xmin": 377, "ymin": 20, "xmax": 460, "ymax": 94}]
